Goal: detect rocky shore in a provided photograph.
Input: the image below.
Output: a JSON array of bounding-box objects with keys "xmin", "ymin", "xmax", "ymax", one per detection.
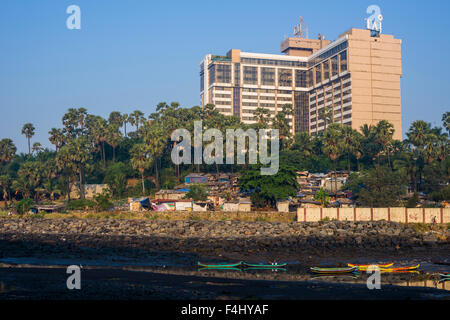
[{"xmin": 1, "ymin": 218, "xmax": 449, "ymax": 263}]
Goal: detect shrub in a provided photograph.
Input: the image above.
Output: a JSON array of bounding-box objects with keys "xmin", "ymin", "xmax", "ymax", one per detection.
[
  {"xmin": 16, "ymin": 198, "xmax": 34, "ymax": 214},
  {"xmin": 66, "ymin": 199, "xmax": 95, "ymax": 211},
  {"xmin": 93, "ymin": 190, "xmax": 114, "ymax": 212},
  {"xmin": 406, "ymin": 192, "xmax": 419, "ymax": 208}
]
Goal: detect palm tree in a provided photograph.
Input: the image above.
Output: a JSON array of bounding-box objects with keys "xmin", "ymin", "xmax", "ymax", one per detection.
[
  {"xmin": 374, "ymin": 120, "xmax": 395, "ymax": 166},
  {"xmin": 341, "ymin": 125, "xmax": 356, "ymax": 172},
  {"xmin": 105, "ymin": 123, "xmax": 122, "ymax": 162},
  {"xmin": 56, "ymin": 144, "xmax": 78, "ymax": 201},
  {"xmin": 318, "ymin": 105, "xmax": 333, "ymax": 134},
  {"xmin": 108, "ymin": 111, "xmax": 123, "ymax": 128},
  {"xmin": 0, "ymin": 138, "xmax": 17, "ymax": 164},
  {"xmin": 32, "ymin": 142, "xmax": 43, "ymax": 155},
  {"xmin": 254, "ymin": 107, "xmax": 270, "ymax": 128},
  {"xmin": 322, "ymin": 123, "xmax": 343, "ymax": 193},
  {"xmin": 0, "ymin": 175, "xmax": 12, "ymax": 206},
  {"xmin": 143, "ymin": 122, "xmax": 166, "ymax": 188},
  {"xmin": 130, "ymin": 143, "xmax": 151, "ymax": 195},
  {"xmin": 273, "ymin": 104, "xmax": 294, "ymax": 150},
  {"xmin": 122, "ymin": 113, "xmax": 129, "ymax": 137},
  {"xmin": 87, "ymin": 116, "xmax": 108, "ymax": 166},
  {"xmin": 21, "ymin": 123, "xmax": 35, "ymax": 155},
  {"xmin": 61, "ymin": 137, "xmax": 92, "ymax": 199},
  {"xmin": 407, "ymin": 120, "xmax": 431, "ymax": 149},
  {"xmin": 48, "ymin": 128, "xmax": 65, "ymax": 152},
  {"xmin": 62, "ymin": 108, "xmax": 88, "ymax": 138},
  {"xmin": 129, "ymin": 110, "xmax": 145, "ymax": 132},
  {"xmin": 442, "ymin": 112, "xmax": 450, "ymax": 134},
  {"xmin": 292, "ymin": 132, "xmax": 314, "ymax": 156}
]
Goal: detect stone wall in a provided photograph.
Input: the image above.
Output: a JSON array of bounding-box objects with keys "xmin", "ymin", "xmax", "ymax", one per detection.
[
  {"xmin": 153, "ymin": 211, "xmax": 297, "ymax": 222},
  {"xmin": 297, "ymin": 207, "xmax": 450, "ymax": 224}
]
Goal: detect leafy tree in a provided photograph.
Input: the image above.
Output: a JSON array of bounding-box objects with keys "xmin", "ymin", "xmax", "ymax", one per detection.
[
  {"xmin": 347, "ymin": 166, "xmax": 407, "ymax": 207},
  {"xmin": 314, "ymin": 188, "xmax": 330, "ymax": 208},
  {"xmin": 16, "ymin": 198, "xmax": 34, "ymax": 214},
  {"xmin": 239, "ymin": 163, "xmax": 299, "ymax": 208},
  {"xmin": 93, "ymin": 190, "xmax": 114, "ymax": 212},
  {"xmin": 14, "ymin": 161, "xmax": 43, "ymax": 200},
  {"xmin": 406, "ymin": 192, "xmax": 419, "ymax": 208},
  {"xmin": 104, "ymin": 162, "xmax": 129, "ymax": 198},
  {"xmin": 183, "ymin": 183, "xmax": 208, "ymax": 201}
]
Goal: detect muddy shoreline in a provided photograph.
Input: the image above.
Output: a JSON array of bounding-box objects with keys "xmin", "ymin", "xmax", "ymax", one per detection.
[{"xmin": 1, "ymin": 218, "xmax": 449, "ymax": 300}]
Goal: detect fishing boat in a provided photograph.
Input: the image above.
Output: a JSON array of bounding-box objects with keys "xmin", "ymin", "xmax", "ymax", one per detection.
[
  {"xmin": 198, "ymin": 267, "xmax": 242, "ymax": 272},
  {"xmin": 310, "ymin": 266, "xmax": 358, "ymax": 274},
  {"xmin": 347, "ymin": 263, "xmax": 394, "ymax": 271},
  {"xmin": 197, "ymin": 262, "xmax": 242, "ymax": 268},
  {"xmin": 439, "ymin": 272, "xmax": 450, "ymax": 278},
  {"xmin": 312, "ymin": 274, "xmax": 360, "ymax": 280},
  {"xmin": 243, "ymin": 262, "xmax": 287, "ymax": 268},
  {"xmin": 378, "ymin": 264, "xmax": 420, "ymax": 272}
]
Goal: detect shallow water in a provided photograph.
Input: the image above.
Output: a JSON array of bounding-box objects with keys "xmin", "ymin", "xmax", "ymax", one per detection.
[{"xmin": 1, "ymin": 257, "xmax": 449, "ymax": 292}]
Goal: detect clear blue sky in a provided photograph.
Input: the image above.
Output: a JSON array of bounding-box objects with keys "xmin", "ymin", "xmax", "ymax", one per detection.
[{"xmin": 1, "ymin": 0, "xmax": 449, "ymax": 152}]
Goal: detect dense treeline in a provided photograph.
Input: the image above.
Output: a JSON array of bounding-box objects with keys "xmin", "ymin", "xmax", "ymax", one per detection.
[{"xmin": 0, "ymin": 103, "xmax": 448, "ymax": 209}]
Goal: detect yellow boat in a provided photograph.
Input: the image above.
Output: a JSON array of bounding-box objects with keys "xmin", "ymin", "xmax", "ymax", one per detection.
[
  {"xmin": 347, "ymin": 263, "xmax": 394, "ymax": 271},
  {"xmin": 378, "ymin": 264, "xmax": 420, "ymax": 272}
]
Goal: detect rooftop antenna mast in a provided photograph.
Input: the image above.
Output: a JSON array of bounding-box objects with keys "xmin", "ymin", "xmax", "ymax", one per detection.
[{"xmin": 294, "ymin": 16, "xmax": 308, "ymax": 38}]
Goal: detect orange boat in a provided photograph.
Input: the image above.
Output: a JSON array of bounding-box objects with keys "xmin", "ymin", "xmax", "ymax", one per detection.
[{"xmin": 347, "ymin": 263, "xmax": 393, "ymax": 271}]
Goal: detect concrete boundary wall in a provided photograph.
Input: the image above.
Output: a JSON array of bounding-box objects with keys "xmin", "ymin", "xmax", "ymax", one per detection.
[{"xmin": 297, "ymin": 207, "xmax": 450, "ymax": 224}]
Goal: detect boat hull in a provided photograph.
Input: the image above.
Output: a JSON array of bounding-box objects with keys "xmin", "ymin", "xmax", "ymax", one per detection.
[
  {"xmin": 310, "ymin": 266, "xmax": 358, "ymax": 274},
  {"xmin": 197, "ymin": 262, "xmax": 242, "ymax": 268},
  {"xmin": 347, "ymin": 263, "xmax": 393, "ymax": 271}
]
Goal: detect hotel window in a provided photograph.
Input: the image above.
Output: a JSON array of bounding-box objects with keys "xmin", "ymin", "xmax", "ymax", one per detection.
[
  {"xmin": 331, "ymin": 56, "xmax": 338, "ymax": 77},
  {"xmin": 315, "ymin": 65, "xmax": 322, "ymax": 85},
  {"xmin": 200, "ymin": 72, "xmax": 204, "ymax": 92},
  {"xmin": 295, "ymin": 70, "xmax": 307, "ymax": 88},
  {"xmin": 307, "ymin": 69, "xmax": 314, "ymax": 87},
  {"xmin": 323, "ymin": 60, "xmax": 330, "ymax": 81},
  {"xmin": 215, "ymin": 93, "xmax": 231, "ymax": 98},
  {"xmin": 233, "ymin": 87, "xmax": 241, "ymax": 118},
  {"xmin": 340, "ymin": 51, "xmax": 348, "ymax": 72},
  {"xmin": 216, "ymin": 64, "xmax": 231, "ymax": 83},
  {"xmin": 243, "ymin": 66, "xmax": 258, "ymax": 85},
  {"xmin": 234, "ymin": 63, "xmax": 240, "ymax": 85},
  {"xmin": 261, "ymin": 68, "xmax": 275, "ymax": 86},
  {"xmin": 208, "ymin": 65, "xmax": 215, "ymax": 86},
  {"xmin": 278, "ymin": 69, "xmax": 292, "ymax": 87}
]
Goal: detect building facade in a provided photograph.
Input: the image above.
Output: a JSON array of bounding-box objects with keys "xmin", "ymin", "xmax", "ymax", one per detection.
[{"xmin": 200, "ymin": 27, "xmax": 402, "ymax": 140}]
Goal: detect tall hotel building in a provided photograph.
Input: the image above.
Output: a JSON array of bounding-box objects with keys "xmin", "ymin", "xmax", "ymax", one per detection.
[{"xmin": 200, "ymin": 27, "xmax": 402, "ymax": 140}]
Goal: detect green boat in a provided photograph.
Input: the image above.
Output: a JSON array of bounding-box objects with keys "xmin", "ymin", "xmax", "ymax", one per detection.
[
  {"xmin": 197, "ymin": 262, "xmax": 242, "ymax": 268},
  {"xmin": 243, "ymin": 262, "xmax": 287, "ymax": 268},
  {"xmin": 310, "ymin": 266, "xmax": 358, "ymax": 274}
]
